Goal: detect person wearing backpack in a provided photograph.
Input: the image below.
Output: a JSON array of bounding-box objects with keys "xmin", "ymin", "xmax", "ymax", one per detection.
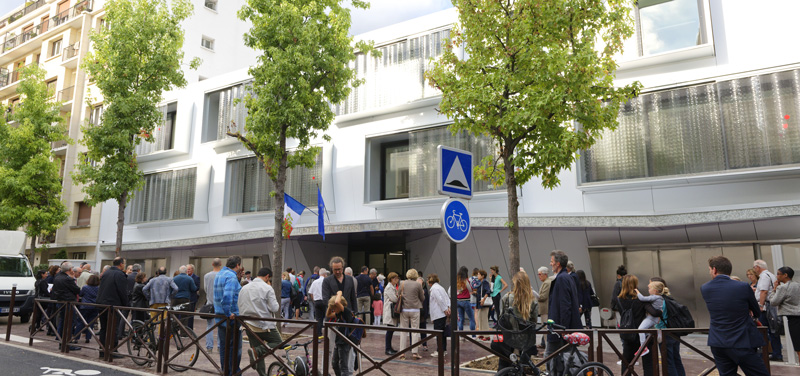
[
  {"xmin": 650, "ymin": 277, "xmax": 686, "ymax": 376},
  {"xmin": 615, "ymin": 274, "xmax": 655, "ymax": 376}
]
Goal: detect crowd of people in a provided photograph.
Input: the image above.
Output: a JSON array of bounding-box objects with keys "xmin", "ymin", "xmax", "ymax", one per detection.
[{"xmin": 30, "ymin": 251, "xmax": 800, "ymax": 376}]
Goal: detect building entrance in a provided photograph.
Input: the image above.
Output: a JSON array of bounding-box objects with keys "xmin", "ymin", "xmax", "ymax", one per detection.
[{"xmin": 347, "ymin": 232, "xmax": 408, "ymax": 278}]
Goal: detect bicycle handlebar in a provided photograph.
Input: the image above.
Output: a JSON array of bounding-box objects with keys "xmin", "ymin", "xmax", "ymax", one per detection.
[{"xmin": 283, "ymin": 336, "xmax": 324, "ymax": 351}]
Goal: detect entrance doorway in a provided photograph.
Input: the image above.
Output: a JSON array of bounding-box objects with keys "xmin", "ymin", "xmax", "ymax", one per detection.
[{"xmin": 347, "ymin": 232, "xmax": 408, "ymax": 278}]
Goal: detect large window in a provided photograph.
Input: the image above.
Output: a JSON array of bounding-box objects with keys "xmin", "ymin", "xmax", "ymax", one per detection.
[
  {"xmin": 333, "ymin": 29, "xmax": 450, "ymax": 116},
  {"xmin": 226, "ymin": 153, "xmax": 322, "ymax": 215},
  {"xmin": 620, "ymin": 0, "xmax": 708, "ymax": 60},
  {"xmin": 203, "ymin": 81, "xmax": 251, "ymax": 142},
  {"xmin": 128, "ymin": 168, "xmax": 197, "ymax": 223},
  {"xmin": 375, "ymin": 125, "xmax": 502, "ymax": 200},
  {"xmin": 135, "ymin": 102, "xmax": 176, "ymax": 155},
  {"xmin": 582, "ymin": 68, "xmax": 800, "ymax": 183}
]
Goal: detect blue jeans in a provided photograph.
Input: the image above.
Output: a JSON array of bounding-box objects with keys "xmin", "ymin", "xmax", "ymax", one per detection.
[
  {"xmin": 206, "ymin": 318, "xmax": 217, "ymax": 350},
  {"xmin": 665, "ymin": 336, "xmax": 686, "ymax": 376},
  {"xmin": 457, "ymin": 301, "xmax": 475, "ymax": 331},
  {"xmin": 217, "ymin": 321, "xmax": 242, "ymax": 375}
]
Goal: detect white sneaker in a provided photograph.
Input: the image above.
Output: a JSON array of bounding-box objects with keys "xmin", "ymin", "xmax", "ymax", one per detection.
[
  {"xmin": 431, "ymin": 351, "xmax": 446, "ymax": 357},
  {"xmin": 641, "ymin": 347, "xmax": 650, "ymax": 356},
  {"xmin": 616, "ymin": 360, "xmax": 622, "ymax": 365}
]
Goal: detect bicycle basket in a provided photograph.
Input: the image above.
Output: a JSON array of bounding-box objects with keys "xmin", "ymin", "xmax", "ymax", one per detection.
[{"xmin": 496, "ymin": 313, "xmax": 537, "ymax": 351}]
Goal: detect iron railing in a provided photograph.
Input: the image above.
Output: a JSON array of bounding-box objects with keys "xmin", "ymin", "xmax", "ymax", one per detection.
[
  {"xmin": 62, "ymin": 42, "xmax": 79, "ymax": 61},
  {"xmin": 57, "ymin": 85, "xmax": 74, "ymax": 103},
  {"xmin": 2, "ymin": 1, "xmax": 93, "ymax": 53}
]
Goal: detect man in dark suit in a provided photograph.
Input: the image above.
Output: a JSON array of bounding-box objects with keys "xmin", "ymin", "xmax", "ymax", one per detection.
[
  {"xmin": 97, "ymin": 257, "xmax": 130, "ymax": 359},
  {"xmin": 187, "ymin": 264, "xmax": 201, "ymax": 330},
  {"xmin": 118, "ymin": 263, "xmax": 139, "ymax": 339},
  {"xmin": 701, "ymin": 255, "xmax": 768, "ymax": 376},
  {"xmin": 321, "ymin": 256, "xmax": 357, "ymax": 310},
  {"xmin": 546, "ymin": 250, "xmax": 582, "ymax": 373},
  {"xmin": 52, "ymin": 261, "xmax": 81, "ymax": 351}
]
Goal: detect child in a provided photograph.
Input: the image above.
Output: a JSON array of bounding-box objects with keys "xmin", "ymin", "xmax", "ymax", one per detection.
[
  {"xmin": 327, "ymin": 291, "xmax": 356, "ymax": 376},
  {"xmin": 372, "ymin": 292, "xmax": 383, "ymax": 326},
  {"xmin": 635, "ymin": 281, "xmax": 668, "ymax": 356}
]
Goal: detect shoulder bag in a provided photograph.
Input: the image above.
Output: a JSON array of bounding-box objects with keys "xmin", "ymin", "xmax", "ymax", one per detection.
[
  {"xmin": 393, "ymin": 282, "xmax": 404, "ymax": 318},
  {"xmin": 481, "ymin": 282, "xmax": 493, "ymax": 307}
]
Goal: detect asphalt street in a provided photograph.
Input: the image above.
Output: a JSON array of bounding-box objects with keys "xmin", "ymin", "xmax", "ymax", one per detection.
[{"xmin": 0, "ymin": 342, "xmax": 149, "ymax": 376}]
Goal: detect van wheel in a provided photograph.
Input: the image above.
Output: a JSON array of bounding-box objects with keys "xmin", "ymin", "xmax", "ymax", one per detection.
[{"xmin": 19, "ymin": 313, "xmax": 30, "ymax": 323}]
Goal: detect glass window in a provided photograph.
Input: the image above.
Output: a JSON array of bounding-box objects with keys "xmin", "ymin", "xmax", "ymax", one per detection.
[
  {"xmin": 203, "ymin": 81, "xmax": 251, "ymax": 142},
  {"xmin": 226, "ymin": 153, "xmax": 322, "ymax": 215},
  {"xmin": 621, "ymin": 0, "xmax": 707, "ymax": 60},
  {"xmin": 50, "ymin": 38, "xmax": 62, "ymax": 57},
  {"xmin": 201, "ymin": 36, "xmax": 214, "ymax": 50},
  {"xmin": 76, "ymin": 202, "xmax": 91, "ymax": 227},
  {"xmin": 382, "ymin": 142, "xmax": 409, "ymax": 200},
  {"xmin": 46, "ymin": 79, "xmax": 56, "ymax": 96},
  {"xmin": 581, "ymin": 68, "xmax": 800, "ymax": 183},
  {"xmin": 0, "ymin": 257, "xmax": 32, "ymax": 277},
  {"xmin": 89, "ymin": 105, "xmax": 103, "ymax": 126},
  {"xmin": 205, "ymin": 0, "xmax": 217, "ymax": 11},
  {"xmin": 135, "ymin": 102, "xmax": 176, "ymax": 155},
  {"xmin": 128, "ymin": 168, "xmax": 197, "ymax": 223}
]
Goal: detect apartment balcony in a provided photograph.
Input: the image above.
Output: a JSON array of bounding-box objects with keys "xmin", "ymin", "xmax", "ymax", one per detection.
[
  {"xmin": 51, "ymin": 130, "xmax": 69, "ymax": 155},
  {"xmin": 57, "ymin": 85, "xmax": 75, "ymax": 103},
  {"xmin": 0, "ymin": 63, "xmax": 38, "ymax": 97},
  {"xmin": 0, "ymin": 0, "xmax": 46, "ymax": 27},
  {"xmin": 1, "ymin": 1, "xmax": 93, "ymax": 59},
  {"xmin": 62, "ymin": 42, "xmax": 80, "ymax": 69}
]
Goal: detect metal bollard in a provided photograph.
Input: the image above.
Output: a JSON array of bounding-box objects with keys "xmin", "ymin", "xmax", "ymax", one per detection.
[{"xmin": 5, "ymin": 285, "xmax": 16, "ymax": 342}]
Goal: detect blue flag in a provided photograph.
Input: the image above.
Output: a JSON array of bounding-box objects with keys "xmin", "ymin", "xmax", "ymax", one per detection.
[{"xmin": 318, "ymin": 187, "xmax": 325, "ymax": 240}]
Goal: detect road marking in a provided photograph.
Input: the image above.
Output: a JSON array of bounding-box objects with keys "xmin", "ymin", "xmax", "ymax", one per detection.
[
  {"xmin": 9, "ymin": 334, "xmax": 42, "ymax": 344},
  {"xmin": 0, "ymin": 341, "xmax": 153, "ymax": 376}
]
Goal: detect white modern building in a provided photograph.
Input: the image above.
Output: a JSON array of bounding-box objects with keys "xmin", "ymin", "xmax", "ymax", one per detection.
[
  {"xmin": 97, "ymin": 0, "xmax": 800, "ymax": 353},
  {"xmin": 0, "ymin": 0, "xmax": 257, "ymax": 265}
]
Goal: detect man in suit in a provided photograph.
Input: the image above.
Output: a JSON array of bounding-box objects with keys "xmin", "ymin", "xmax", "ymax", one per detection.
[
  {"xmin": 321, "ymin": 256, "xmax": 357, "ymax": 311},
  {"xmin": 187, "ymin": 264, "xmax": 201, "ymax": 331},
  {"xmin": 701, "ymin": 255, "xmax": 769, "ymax": 376},
  {"xmin": 546, "ymin": 250, "xmax": 582, "ymax": 373},
  {"xmin": 97, "ymin": 257, "xmax": 129, "ymax": 359}
]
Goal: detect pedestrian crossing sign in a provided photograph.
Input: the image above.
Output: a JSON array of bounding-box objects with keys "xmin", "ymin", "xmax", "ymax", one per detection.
[{"xmin": 437, "ymin": 145, "xmax": 472, "ymax": 199}]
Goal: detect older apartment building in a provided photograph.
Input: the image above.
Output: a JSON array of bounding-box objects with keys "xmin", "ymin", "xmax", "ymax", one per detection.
[{"xmin": 0, "ymin": 0, "xmax": 257, "ymax": 265}]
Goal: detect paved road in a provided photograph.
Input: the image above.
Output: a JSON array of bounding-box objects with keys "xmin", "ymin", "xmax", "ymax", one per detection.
[{"xmin": 0, "ymin": 342, "xmax": 148, "ymax": 376}]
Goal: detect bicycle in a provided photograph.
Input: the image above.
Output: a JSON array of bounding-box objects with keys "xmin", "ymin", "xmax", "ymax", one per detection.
[
  {"xmin": 267, "ymin": 336, "xmax": 323, "ymax": 376},
  {"xmin": 446, "ymin": 210, "xmax": 468, "ymax": 231},
  {"xmin": 495, "ymin": 316, "xmax": 612, "ymax": 376},
  {"xmin": 126, "ymin": 302, "xmax": 199, "ymax": 372}
]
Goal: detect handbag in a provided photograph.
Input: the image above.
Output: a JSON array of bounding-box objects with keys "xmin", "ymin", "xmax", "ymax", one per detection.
[
  {"xmin": 393, "ymin": 282, "xmax": 404, "ymax": 317},
  {"xmin": 764, "ymin": 273, "xmax": 785, "ymax": 335},
  {"xmin": 481, "ymin": 283, "xmax": 493, "ymax": 307},
  {"xmin": 590, "ymin": 293, "xmax": 600, "ymax": 307},
  {"xmin": 199, "ymin": 303, "xmax": 214, "ymax": 314}
]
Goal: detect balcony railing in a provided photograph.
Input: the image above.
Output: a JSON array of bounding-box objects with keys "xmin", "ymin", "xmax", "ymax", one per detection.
[
  {"xmin": 57, "ymin": 85, "xmax": 74, "ymax": 102},
  {"xmin": 62, "ymin": 42, "xmax": 79, "ymax": 61},
  {"xmin": 0, "ymin": 68, "xmax": 7, "ymax": 87},
  {"xmin": 2, "ymin": 1, "xmax": 93, "ymax": 53},
  {"xmin": 1, "ymin": 0, "xmax": 46, "ymax": 26}
]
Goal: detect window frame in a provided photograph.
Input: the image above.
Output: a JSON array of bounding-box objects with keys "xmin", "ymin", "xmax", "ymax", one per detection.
[
  {"xmin": 75, "ymin": 201, "xmax": 91, "ymax": 227},
  {"xmin": 204, "ymin": 0, "xmax": 218, "ymax": 11},
  {"xmin": 201, "ymin": 36, "xmax": 214, "ymax": 51},
  {"xmin": 50, "ymin": 38, "xmax": 62, "ymax": 57},
  {"xmin": 380, "ymin": 140, "xmax": 410, "ymax": 201}
]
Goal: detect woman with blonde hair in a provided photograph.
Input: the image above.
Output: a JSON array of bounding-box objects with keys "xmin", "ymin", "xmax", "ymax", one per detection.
[
  {"xmin": 745, "ymin": 268, "xmax": 758, "ymax": 292},
  {"xmin": 398, "ymin": 268, "xmax": 425, "ymax": 360},
  {"xmin": 634, "ymin": 281, "xmax": 669, "ymax": 356},
  {"xmin": 492, "ymin": 271, "xmax": 538, "ymax": 370},
  {"xmin": 616, "ymin": 275, "xmax": 655, "ymax": 376}
]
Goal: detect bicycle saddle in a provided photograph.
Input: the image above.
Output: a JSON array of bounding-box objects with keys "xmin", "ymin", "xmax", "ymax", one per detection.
[{"xmin": 563, "ymin": 332, "xmax": 590, "ymax": 345}]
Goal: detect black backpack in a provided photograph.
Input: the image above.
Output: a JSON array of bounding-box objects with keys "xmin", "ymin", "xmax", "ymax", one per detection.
[
  {"xmin": 663, "ymin": 296, "xmax": 695, "ymax": 336},
  {"xmin": 616, "ymin": 297, "xmax": 638, "ymax": 341}
]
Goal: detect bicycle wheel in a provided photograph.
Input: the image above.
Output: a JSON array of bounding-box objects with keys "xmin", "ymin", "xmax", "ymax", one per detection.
[
  {"xmin": 293, "ymin": 355, "xmax": 309, "ymax": 376},
  {"xmin": 268, "ymin": 361, "xmax": 289, "ymax": 376},
  {"xmin": 167, "ymin": 325, "xmax": 200, "ymax": 372},
  {"xmin": 496, "ymin": 366, "xmax": 525, "ymax": 376},
  {"xmin": 571, "ymin": 362, "xmax": 614, "ymax": 376},
  {"xmin": 127, "ymin": 320, "xmax": 155, "ymax": 366}
]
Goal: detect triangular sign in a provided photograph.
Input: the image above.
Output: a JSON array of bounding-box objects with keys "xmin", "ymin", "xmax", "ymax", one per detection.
[{"xmin": 444, "ymin": 156, "xmax": 469, "ymax": 190}]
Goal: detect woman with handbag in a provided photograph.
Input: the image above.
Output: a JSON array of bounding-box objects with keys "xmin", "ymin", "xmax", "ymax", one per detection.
[
  {"xmin": 475, "ymin": 269, "xmax": 492, "ymax": 341},
  {"xmin": 383, "ymin": 272, "xmax": 400, "ymax": 355},
  {"xmin": 769, "ymin": 266, "xmax": 800, "ymax": 361},
  {"xmin": 398, "ymin": 269, "xmax": 425, "ymax": 360},
  {"xmin": 577, "ymin": 270, "xmax": 595, "ymax": 328}
]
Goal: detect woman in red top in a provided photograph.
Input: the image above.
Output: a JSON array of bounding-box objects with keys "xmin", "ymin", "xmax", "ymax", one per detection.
[{"xmin": 456, "ymin": 266, "xmax": 475, "ymax": 334}]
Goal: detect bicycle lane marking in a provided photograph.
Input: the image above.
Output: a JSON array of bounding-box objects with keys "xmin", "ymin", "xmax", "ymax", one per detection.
[{"xmin": 0, "ymin": 341, "xmax": 154, "ymax": 376}]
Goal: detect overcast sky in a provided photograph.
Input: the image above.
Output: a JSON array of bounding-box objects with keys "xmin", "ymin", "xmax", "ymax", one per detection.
[
  {"xmin": 0, "ymin": 1, "xmax": 24, "ymax": 17},
  {"xmin": 349, "ymin": 0, "xmax": 453, "ymax": 35}
]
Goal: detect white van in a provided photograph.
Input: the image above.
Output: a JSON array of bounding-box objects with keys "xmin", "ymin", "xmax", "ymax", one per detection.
[{"xmin": 0, "ymin": 231, "xmax": 36, "ymax": 323}]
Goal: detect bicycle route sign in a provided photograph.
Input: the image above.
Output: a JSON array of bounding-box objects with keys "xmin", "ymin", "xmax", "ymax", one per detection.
[
  {"xmin": 441, "ymin": 198, "xmax": 470, "ymax": 243},
  {"xmin": 437, "ymin": 145, "xmax": 473, "ymax": 199}
]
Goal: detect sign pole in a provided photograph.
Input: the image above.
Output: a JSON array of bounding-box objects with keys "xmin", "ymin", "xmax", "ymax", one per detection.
[{"xmin": 449, "ymin": 240, "xmax": 457, "ymax": 368}]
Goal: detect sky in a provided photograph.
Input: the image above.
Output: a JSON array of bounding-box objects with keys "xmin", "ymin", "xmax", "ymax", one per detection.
[
  {"xmin": 348, "ymin": 0, "xmax": 453, "ymax": 35},
  {"xmin": 0, "ymin": 1, "xmax": 24, "ymax": 18}
]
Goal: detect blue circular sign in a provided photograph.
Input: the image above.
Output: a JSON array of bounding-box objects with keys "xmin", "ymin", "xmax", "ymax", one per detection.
[{"xmin": 441, "ymin": 198, "xmax": 470, "ymax": 243}]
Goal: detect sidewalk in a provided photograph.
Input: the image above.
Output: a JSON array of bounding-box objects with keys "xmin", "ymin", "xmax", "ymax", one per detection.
[{"xmin": 5, "ymin": 315, "xmax": 799, "ymax": 375}]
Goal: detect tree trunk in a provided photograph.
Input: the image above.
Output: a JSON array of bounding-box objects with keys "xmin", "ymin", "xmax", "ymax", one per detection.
[
  {"xmin": 270, "ymin": 126, "xmax": 289, "ymax": 294},
  {"xmin": 115, "ymin": 191, "xmax": 128, "ymax": 257},
  {"xmin": 29, "ymin": 235, "xmax": 36, "ymax": 265},
  {"xmin": 503, "ymin": 154, "xmax": 520, "ymax": 276}
]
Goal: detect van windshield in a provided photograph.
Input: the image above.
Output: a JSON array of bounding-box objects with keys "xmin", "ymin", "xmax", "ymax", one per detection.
[{"xmin": 0, "ymin": 257, "xmax": 32, "ymax": 277}]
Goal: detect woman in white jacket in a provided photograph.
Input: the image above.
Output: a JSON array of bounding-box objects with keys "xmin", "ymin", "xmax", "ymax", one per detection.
[
  {"xmin": 382, "ymin": 272, "xmax": 400, "ymax": 355},
  {"xmin": 427, "ymin": 273, "xmax": 451, "ymax": 357}
]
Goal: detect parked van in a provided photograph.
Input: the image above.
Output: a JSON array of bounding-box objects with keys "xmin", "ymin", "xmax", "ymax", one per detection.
[{"xmin": 0, "ymin": 231, "xmax": 36, "ymax": 323}]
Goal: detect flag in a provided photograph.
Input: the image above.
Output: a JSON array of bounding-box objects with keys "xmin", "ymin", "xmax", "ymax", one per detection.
[
  {"xmin": 318, "ymin": 187, "xmax": 325, "ymax": 240},
  {"xmin": 283, "ymin": 193, "xmax": 305, "ymax": 238}
]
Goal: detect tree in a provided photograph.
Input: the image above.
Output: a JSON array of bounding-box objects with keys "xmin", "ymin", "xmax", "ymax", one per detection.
[
  {"xmin": 235, "ymin": 0, "xmax": 376, "ymax": 291},
  {"xmin": 74, "ymin": 0, "xmax": 198, "ymax": 256},
  {"xmin": 426, "ymin": 0, "xmax": 641, "ymax": 274},
  {"xmin": 0, "ymin": 65, "xmax": 70, "ymax": 262}
]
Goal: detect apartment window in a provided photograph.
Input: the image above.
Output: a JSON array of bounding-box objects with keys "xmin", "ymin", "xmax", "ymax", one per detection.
[
  {"xmin": 581, "ymin": 68, "xmax": 800, "ymax": 184},
  {"xmin": 81, "ymin": 152, "xmax": 98, "ymax": 168},
  {"xmin": 46, "ymin": 79, "xmax": 56, "ymax": 96},
  {"xmin": 205, "ymin": 0, "xmax": 218, "ymax": 11},
  {"xmin": 75, "ymin": 202, "xmax": 91, "ymax": 227},
  {"xmin": 50, "ymin": 38, "xmax": 63, "ymax": 57},
  {"xmin": 334, "ymin": 29, "xmax": 450, "ymax": 116},
  {"xmin": 128, "ymin": 168, "xmax": 197, "ymax": 223},
  {"xmin": 71, "ymin": 252, "xmax": 87, "ymax": 260},
  {"xmin": 227, "ymin": 153, "xmax": 322, "ymax": 214},
  {"xmin": 372, "ymin": 125, "xmax": 502, "ymax": 201},
  {"xmin": 621, "ymin": 0, "xmax": 708, "ymax": 60},
  {"xmin": 203, "ymin": 81, "xmax": 251, "ymax": 142},
  {"xmin": 89, "ymin": 105, "xmax": 103, "ymax": 126},
  {"xmin": 40, "ymin": 16, "xmax": 49, "ymax": 33},
  {"xmin": 135, "ymin": 102, "xmax": 176, "ymax": 155},
  {"xmin": 201, "ymin": 36, "xmax": 214, "ymax": 51}
]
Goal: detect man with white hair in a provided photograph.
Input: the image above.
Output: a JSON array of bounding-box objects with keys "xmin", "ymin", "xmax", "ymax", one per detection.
[
  {"xmin": 753, "ymin": 259, "xmax": 783, "ymax": 361},
  {"xmin": 52, "ymin": 261, "xmax": 81, "ymax": 350},
  {"xmin": 173, "ymin": 265, "xmax": 198, "ymax": 308},
  {"xmin": 77, "ymin": 263, "xmax": 92, "ymax": 288},
  {"xmin": 536, "ymin": 266, "xmax": 553, "ymax": 349},
  {"xmin": 309, "ymin": 268, "xmax": 329, "ymax": 337}
]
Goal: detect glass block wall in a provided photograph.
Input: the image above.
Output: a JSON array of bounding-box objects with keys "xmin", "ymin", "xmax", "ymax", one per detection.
[
  {"xmin": 226, "ymin": 153, "xmax": 322, "ymax": 214},
  {"xmin": 582, "ymin": 69, "xmax": 800, "ymax": 183},
  {"xmin": 333, "ymin": 29, "xmax": 450, "ymax": 116},
  {"xmin": 128, "ymin": 167, "xmax": 197, "ymax": 223}
]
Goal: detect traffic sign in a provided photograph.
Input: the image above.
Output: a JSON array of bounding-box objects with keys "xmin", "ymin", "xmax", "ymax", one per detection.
[
  {"xmin": 437, "ymin": 146, "xmax": 473, "ymax": 199},
  {"xmin": 441, "ymin": 198, "xmax": 470, "ymax": 243}
]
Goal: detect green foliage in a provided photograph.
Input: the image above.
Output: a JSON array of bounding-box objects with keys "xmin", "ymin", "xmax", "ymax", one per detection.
[
  {"xmin": 427, "ymin": 0, "xmax": 640, "ymax": 188},
  {"xmin": 74, "ymin": 0, "xmax": 194, "ymax": 207},
  {"xmin": 53, "ymin": 249, "xmax": 68, "ymax": 259},
  {"xmin": 34, "ymin": 264, "xmax": 51, "ymax": 272},
  {"xmin": 0, "ymin": 65, "xmax": 70, "ymax": 246}
]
